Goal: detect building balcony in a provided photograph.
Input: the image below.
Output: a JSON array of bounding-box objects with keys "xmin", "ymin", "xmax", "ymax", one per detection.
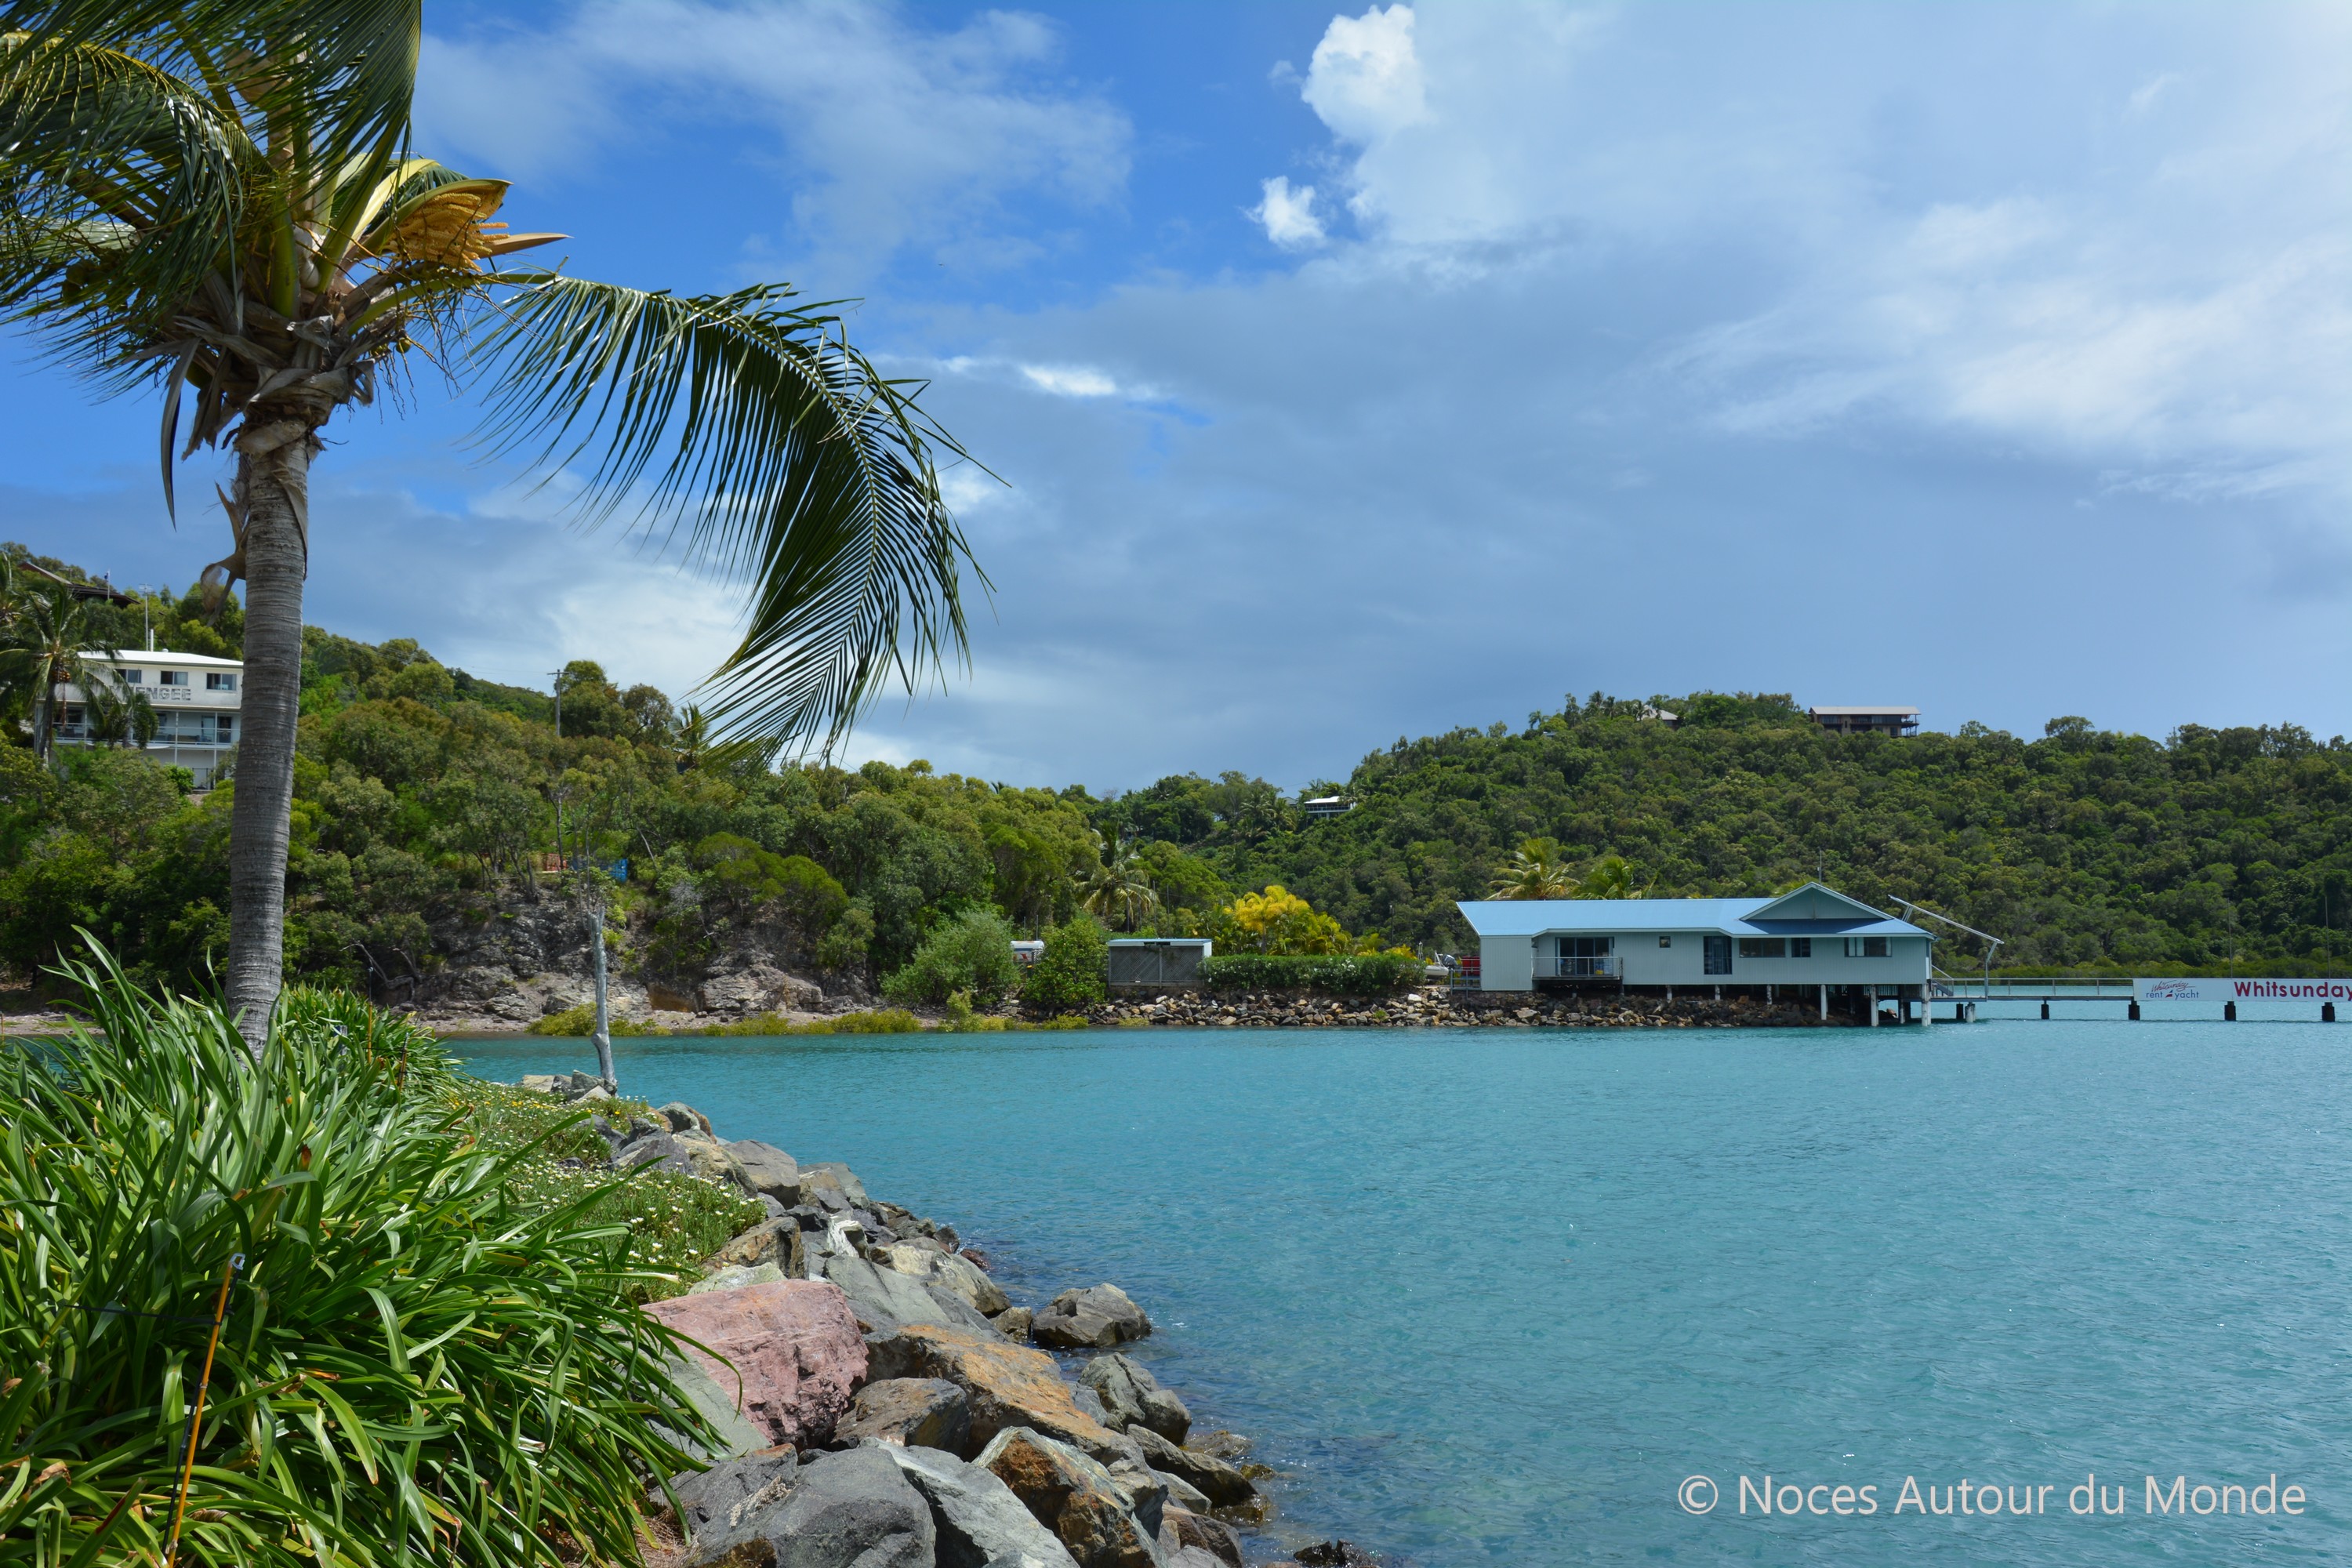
[{"xmin": 1538, "ymin": 955, "xmax": 1623, "ymax": 980}]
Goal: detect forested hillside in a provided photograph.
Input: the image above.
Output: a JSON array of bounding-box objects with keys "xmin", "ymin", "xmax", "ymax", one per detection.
[
  {"xmin": 1099, "ymin": 695, "xmax": 2352, "ymax": 975},
  {"xmin": 5, "ymin": 543, "xmax": 2347, "ymax": 989}
]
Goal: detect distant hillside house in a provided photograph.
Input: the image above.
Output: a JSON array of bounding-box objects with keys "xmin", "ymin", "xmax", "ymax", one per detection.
[
  {"xmin": 1302, "ymin": 796, "xmax": 1354, "ymax": 818},
  {"xmin": 56, "ymin": 649, "xmax": 243, "ymax": 789},
  {"xmin": 1809, "ymin": 706, "xmax": 1919, "ymax": 735},
  {"xmin": 1456, "ymin": 881, "xmax": 1935, "ymax": 1021}
]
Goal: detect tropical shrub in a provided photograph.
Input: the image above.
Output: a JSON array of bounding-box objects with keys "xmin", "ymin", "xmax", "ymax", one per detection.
[
  {"xmin": 1023, "ymin": 915, "xmax": 1109, "ymax": 1014},
  {"xmin": 697, "ymin": 1008, "xmax": 924, "ymax": 1036},
  {"xmin": 1200, "ymin": 953, "xmax": 1425, "ymax": 996},
  {"xmin": 0, "ymin": 966, "xmax": 714, "ymax": 1568},
  {"xmin": 882, "ymin": 908, "xmax": 1021, "ymax": 1006}
]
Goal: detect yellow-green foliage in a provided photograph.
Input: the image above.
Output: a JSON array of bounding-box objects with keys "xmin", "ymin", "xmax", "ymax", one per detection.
[{"xmin": 524, "ymin": 1003, "xmax": 659, "ymax": 1036}]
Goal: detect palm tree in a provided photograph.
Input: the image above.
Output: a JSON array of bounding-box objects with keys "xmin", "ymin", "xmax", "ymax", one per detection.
[
  {"xmin": 0, "ymin": 5, "xmax": 982, "ymax": 1047},
  {"xmin": 1577, "ymin": 854, "xmax": 1644, "ymax": 899},
  {"xmin": 0, "ymin": 568, "xmax": 122, "ymax": 759},
  {"xmin": 1489, "ymin": 836, "xmax": 1577, "ymax": 899},
  {"xmin": 1078, "ymin": 838, "xmax": 1160, "ymax": 931},
  {"xmin": 82, "ymin": 673, "xmax": 160, "ymax": 748}
]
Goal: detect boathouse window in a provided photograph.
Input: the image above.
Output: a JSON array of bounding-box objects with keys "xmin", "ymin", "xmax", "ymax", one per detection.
[
  {"xmin": 206, "ymin": 672, "xmax": 236, "ymax": 691},
  {"xmin": 1844, "ymin": 936, "xmax": 1889, "ymax": 957},
  {"xmin": 159, "ymin": 670, "xmax": 189, "ymax": 686},
  {"xmin": 1790, "ymin": 938, "xmax": 1812, "ymax": 957},
  {"xmin": 1703, "ymin": 935, "xmax": 1733, "ymax": 975},
  {"xmin": 1658, "ymin": 936, "xmax": 1672, "ymax": 947},
  {"xmin": 118, "ymin": 668, "xmax": 142, "ymax": 684},
  {"xmin": 1737, "ymin": 938, "xmax": 1786, "ymax": 959}
]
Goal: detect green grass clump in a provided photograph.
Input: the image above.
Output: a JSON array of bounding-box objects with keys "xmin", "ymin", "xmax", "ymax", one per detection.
[
  {"xmin": 524, "ymin": 1003, "xmax": 659, "ymax": 1036},
  {"xmin": 0, "ymin": 959, "xmax": 719, "ymax": 1568}
]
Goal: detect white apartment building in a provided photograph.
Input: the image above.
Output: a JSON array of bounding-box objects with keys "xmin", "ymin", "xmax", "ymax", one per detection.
[{"xmin": 55, "ymin": 649, "xmax": 244, "ymax": 788}]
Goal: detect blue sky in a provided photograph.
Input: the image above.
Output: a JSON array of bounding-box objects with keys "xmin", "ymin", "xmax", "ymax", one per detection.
[{"xmin": 6, "ymin": 2, "xmax": 2348, "ymax": 789}]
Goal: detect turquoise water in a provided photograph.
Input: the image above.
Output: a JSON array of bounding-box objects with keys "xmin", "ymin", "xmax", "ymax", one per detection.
[{"xmin": 457, "ymin": 1022, "xmax": 2352, "ymax": 1564}]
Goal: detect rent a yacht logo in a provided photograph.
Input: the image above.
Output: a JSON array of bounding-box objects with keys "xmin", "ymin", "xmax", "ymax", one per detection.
[{"xmin": 2140, "ymin": 979, "xmax": 2202, "ymax": 1000}]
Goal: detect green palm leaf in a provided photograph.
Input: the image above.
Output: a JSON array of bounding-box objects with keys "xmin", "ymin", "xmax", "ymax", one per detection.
[{"xmin": 471, "ymin": 272, "xmax": 987, "ymax": 751}]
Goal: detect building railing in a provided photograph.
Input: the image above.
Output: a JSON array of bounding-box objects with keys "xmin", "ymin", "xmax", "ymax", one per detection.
[{"xmin": 1538, "ymin": 955, "xmax": 1624, "ymax": 979}]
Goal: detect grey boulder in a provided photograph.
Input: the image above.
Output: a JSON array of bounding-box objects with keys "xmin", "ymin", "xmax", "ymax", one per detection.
[
  {"xmin": 1156, "ymin": 1509, "xmax": 1241, "ymax": 1568},
  {"xmin": 873, "ymin": 1441, "xmax": 1080, "ymax": 1568},
  {"xmin": 688, "ymin": 1446, "xmax": 936, "ymax": 1568},
  {"xmin": 823, "ymin": 1253, "xmax": 1001, "ymax": 1338},
  {"xmin": 837, "ymin": 1378, "xmax": 970, "ymax": 1453},
  {"xmin": 1077, "ymin": 1356, "xmax": 1190, "ymax": 1444},
  {"xmin": 617, "ymin": 1129, "xmax": 692, "ymax": 1176},
  {"xmin": 803, "ymin": 1162, "xmax": 870, "ymax": 1208},
  {"xmin": 1128, "ymin": 1428, "xmax": 1254, "ymax": 1508},
  {"xmin": 1030, "ymin": 1286, "xmax": 1150, "ymax": 1351},
  {"xmin": 658, "ymin": 1101, "xmax": 715, "ymax": 1134},
  {"xmin": 667, "ymin": 1446, "xmax": 799, "ymax": 1561},
  {"xmin": 732, "ymin": 1140, "xmax": 806, "ymax": 1205},
  {"xmin": 884, "ymin": 1244, "xmax": 1011, "ymax": 1317}
]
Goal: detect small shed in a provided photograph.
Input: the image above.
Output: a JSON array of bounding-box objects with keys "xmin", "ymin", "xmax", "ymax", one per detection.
[{"xmin": 1107, "ymin": 938, "xmax": 1213, "ymax": 989}]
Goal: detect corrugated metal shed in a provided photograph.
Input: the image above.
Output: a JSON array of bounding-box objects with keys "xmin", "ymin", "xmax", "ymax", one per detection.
[{"xmin": 1457, "ymin": 883, "xmax": 1928, "ymax": 940}]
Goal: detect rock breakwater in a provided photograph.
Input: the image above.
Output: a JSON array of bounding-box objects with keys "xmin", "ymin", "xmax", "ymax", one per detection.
[
  {"xmin": 501, "ymin": 1076, "xmax": 1358, "ymax": 1567},
  {"xmin": 1083, "ymin": 985, "xmax": 1842, "ymax": 1029}
]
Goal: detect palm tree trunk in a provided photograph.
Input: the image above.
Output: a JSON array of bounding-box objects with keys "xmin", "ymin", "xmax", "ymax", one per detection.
[{"xmin": 224, "ymin": 419, "xmax": 318, "ymax": 1052}]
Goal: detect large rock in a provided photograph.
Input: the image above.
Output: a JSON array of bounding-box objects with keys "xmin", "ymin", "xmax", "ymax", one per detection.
[
  {"xmin": 837, "ymin": 1379, "xmax": 970, "ymax": 1453},
  {"xmin": 884, "ymin": 1245, "xmax": 1011, "ymax": 1317},
  {"xmin": 1127, "ymin": 1429, "xmax": 1254, "ymax": 1509},
  {"xmin": 643, "ymin": 1281, "xmax": 867, "ymax": 1448},
  {"xmin": 685, "ymin": 1446, "xmax": 936, "ymax": 1568},
  {"xmin": 1156, "ymin": 1511, "xmax": 1241, "ymax": 1568},
  {"xmin": 677, "ymin": 1131, "xmax": 754, "ymax": 1190},
  {"xmin": 658, "ymin": 1101, "xmax": 715, "ymax": 1135},
  {"xmin": 875, "ymin": 1442, "xmax": 1081, "ymax": 1568},
  {"xmin": 1077, "ymin": 1356, "xmax": 1190, "ymax": 1443},
  {"xmin": 824, "ymin": 1254, "xmax": 1000, "ymax": 1338},
  {"xmin": 865, "ymin": 1325, "xmax": 1131, "ymax": 1466},
  {"xmin": 1031, "ymin": 1287, "xmax": 1150, "ymax": 1351},
  {"xmin": 619, "ymin": 1128, "xmax": 694, "ymax": 1176},
  {"xmin": 719, "ymin": 1218, "xmax": 804, "ymax": 1272},
  {"xmin": 731, "ymin": 1141, "xmax": 805, "ymax": 1205},
  {"xmin": 1101, "ymin": 1461, "xmax": 1168, "ymax": 1541},
  {"xmin": 976, "ymin": 1428, "xmax": 1160, "ymax": 1568},
  {"xmin": 802, "ymin": 1162, "xmax": 870, "ymax": 1209},
  {"xmin": 666, "ymin": 1446, "xmax": 799, "ymax": 1562},
  {"xmin": 994, "ymin": 1308, "xmax": 1035, "ymax": 1344}
]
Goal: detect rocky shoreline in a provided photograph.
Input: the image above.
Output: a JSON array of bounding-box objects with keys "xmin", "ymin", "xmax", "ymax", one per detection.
[{"xmin": 508, "ymin": 1073, "xmax": 1375, "ymax": 1568}]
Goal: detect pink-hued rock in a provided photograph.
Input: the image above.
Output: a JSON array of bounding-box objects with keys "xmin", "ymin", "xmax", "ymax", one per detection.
[{"xmin": 644, "ymin": 1279, "xmax": 868, "ymax": 1447}]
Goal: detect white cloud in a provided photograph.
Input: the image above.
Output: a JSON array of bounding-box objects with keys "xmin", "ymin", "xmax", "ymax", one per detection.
[
  {"xmin": 1301, "ymin": 5, "xmax": 1428, "ymax": 145},
  {"xmin": 416, "ymin": 1, "xmax": 1130, "ymax": 274},
  {"xmin": 1250, "ymin": 176, "xmax": 1327, "ymax": 249},
  {"xmin": 1019, "ymin": 364, "xmax": 1122, "ymax": 398}
]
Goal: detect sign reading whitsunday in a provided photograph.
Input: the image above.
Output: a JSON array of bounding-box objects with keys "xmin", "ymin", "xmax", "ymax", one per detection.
[{"xmin": 2136, "ymin": 977, "xmax": 2350, "ymax": 1004}]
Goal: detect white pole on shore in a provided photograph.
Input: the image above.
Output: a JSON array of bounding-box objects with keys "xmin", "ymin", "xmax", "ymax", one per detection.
[
  {"xmin": 1819, "ymin": 984, "xmax": 1827, "ymax": 1022},
  {"xmin": 590, "ymin": 898, "xmax": 615, "ymax": 1089}
]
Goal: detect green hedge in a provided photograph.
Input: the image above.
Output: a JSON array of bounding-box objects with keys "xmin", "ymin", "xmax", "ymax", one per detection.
[{"xmin": 1199, "ymin": 953, "xmax": 1424, "ymax": 996}]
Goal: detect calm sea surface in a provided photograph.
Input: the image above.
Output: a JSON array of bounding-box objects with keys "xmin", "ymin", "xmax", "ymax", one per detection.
[{"xmin": 457, "ymin": 1021, "xmax": 2352, "ymax": 1565}]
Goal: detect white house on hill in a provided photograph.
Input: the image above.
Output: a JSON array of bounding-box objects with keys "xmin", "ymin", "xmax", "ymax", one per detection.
[
  {"xmin": 54, "ymin": 648, "xmax": 244, "ymax": 789},
  {"xmin": 1456, "ymin": 881, "xmax": 1934, "ymax": 1022}
]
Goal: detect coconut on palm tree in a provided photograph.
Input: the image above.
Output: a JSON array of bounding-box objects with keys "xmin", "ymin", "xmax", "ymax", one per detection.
[
  {"xmin": 1488, "ymin": 836, "xmax": 1577, "ymax": 899},
  {"xmin": 0, "ymin": 3, "xmax": 981, "ymax": 1044}
]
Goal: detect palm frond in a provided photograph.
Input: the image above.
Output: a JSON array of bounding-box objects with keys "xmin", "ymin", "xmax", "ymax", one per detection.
[
  {"xmin": 2, "ymin": 0, "xmax": 421, "ymax": 176},
  {"xmin": 470, "ymin": 273, "xmax": 988, "ymax": 751},
  {"xmin": 0, "ymin": 34, "xmax": 251, "ymax": 377}
]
